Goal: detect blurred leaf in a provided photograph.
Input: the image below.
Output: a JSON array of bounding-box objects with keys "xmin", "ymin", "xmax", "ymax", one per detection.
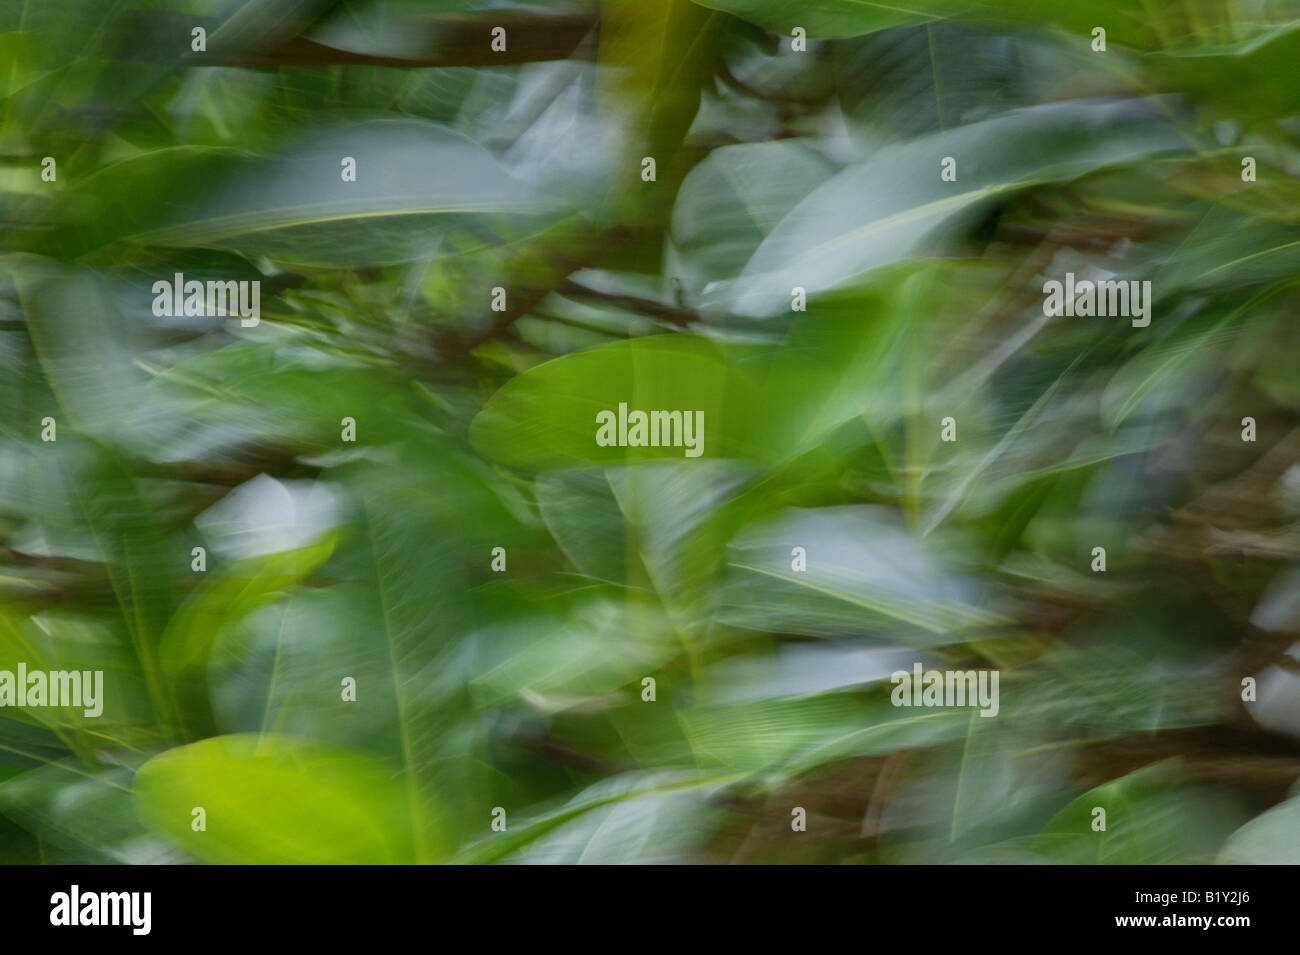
[
  {"xmin": 719, "ymin": 100, "xmax": 1189, "ymax": 317},
  {"xmin": 209, "ymin": 585, "xmax": 401, "ymax": 752},
  {"xmin": 506, "ymin": 782, "xmax": 721, "ymax": 864},
  {"xmin": 877, "ymin": 720, "xmax": 1069, "ymax": 861},
  {"xmin": 468, "ymin": 594, "xmax": 678, "ymax": 709},
  {"xmin": 55, "ymin": 120, "xmax": 552, "ymax": 266},
  {"xmin": 158, "ymin": 532, "xmax": 336, "ymax": 676},
  {"xmin": 470, "ymin": 335, "xmax": 781, "ymax": 471},
  {"xmin": 719, "ymin": 506, "xmax": 1002, "ymax": 640},
  {"xmin": 2, "ymin": 0, "xmax": 1298, "ymax": 868},
  {"xmin": 678, "ymin": 692, "xmax": 973, "ymax": 776},
  {"xmin": 0, "ymin": 760, "xmax": 183, "ymax": 864},
  {"xmin": 608, "ymin": 459, "xmax": 754, "ymax": 617},
  {"xmin": 300, "ymin": 5, "xmax": 597, "ymax": 66},
  {"xmin": 358, "ymin": 471, "xmax": 477, "ymax": 861},
  {"xmin": 134, "ymin": 734, "xmax": 423, "ymax": 864},
  {"xmin": 1218, "ymin": 792, "xmax": 1300, "ymax": 864},
  {"xmin": 1151, "ymin": 22, "xmax": 1300, "ymax": 119},
  {"xmin": 1033, "ymin": 762, "xmax": 1247, "ymax": 864},
  {"xmin": 14, "ymin": 266, "xmax": 146, "ymax": 436},
  {"xmin": 535, "ymin": 469, "xmax": 629, "ymax": 583},
  {"xmin": 698, "ymin": 643, "xmax": 917, "ymax": 704},
  {"xmin": 669, "ymin": 139, "xmax": 836, "ymax": 303},
  {"xmin": 455, "ymin": 770, "xmax": 738, "ymax": 863}
]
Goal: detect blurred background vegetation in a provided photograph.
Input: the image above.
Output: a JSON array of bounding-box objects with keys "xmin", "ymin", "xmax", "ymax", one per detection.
[{"xmin": 0, "ymin": 0, "xmax": 1299, "ymax": 864}]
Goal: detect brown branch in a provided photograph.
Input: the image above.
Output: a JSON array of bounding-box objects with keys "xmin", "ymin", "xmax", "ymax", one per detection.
[{"xmin": 558, "ymin": 278, "xmax": 697, "ymax": 327}]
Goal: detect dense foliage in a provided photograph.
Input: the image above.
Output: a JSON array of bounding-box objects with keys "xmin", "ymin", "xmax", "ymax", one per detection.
[{"xmin": 1, "ymin": 0, "xmax": 1299, "ymax": 863}]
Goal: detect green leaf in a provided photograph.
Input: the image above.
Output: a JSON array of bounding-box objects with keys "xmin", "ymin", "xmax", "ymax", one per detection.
[
  {"xmin": 209, "ymin": 585, "xmax": 399, "ymax": 750},
  {"xmin": 607, "ymin": 459, "xmax": 755, "ymax": 618},
  {"xmin": 1150, "ymin": 22, "xmax": 1300, "ymax": 119},
  {"xmin": 876, "ymin": 719, "xmax": 1071, "ymax": 861},
  {"xmin": 535, "ymin": 469, "xmax": 629, "ymax": 583},
  {"xmin": 470, "ymin": 335, "xmax": 778, "ymax": 471},
  {"xmin": 158, "ymin": 533, "xmax": 337, "ymax": 676},
  {"xmin": 357, "ymin": 471, "xmax": 478, "ymax": 862},
  {"xmin": 506, "ymin": 784, "xmax": 722, "ymax": 864},
  {"xmin": 719, "ymin": 506, "xmax": 1003, "ymax": 640},
  {"xmin": 13, "ymin": 265, "xmax": 146, "ymax": 436},
  {"xmin": 719, "ymin": 100, "xmax": 1189, "ymax": 316},
  {"xmin": 134, "ymin": 734, "xmax": 424, "ymax": 864},
  {"xmin": 467, "ymin": 594, "xmax": 679, "ymax": 710},
  {"xmin": 150, "ymin": 340, "xmax": 403, "ymax": 455},
  {"xmin": 0, "ymin": 760, "xmax": 181, "ymax": 864},
  {"xmin": 1033, "ymin": 762, "xmax": 1247, "ymax": 864},
  {"xmin": 0, "ymin": 604, "xmax": 146, "ymax": 738},
  {"xmin": 1099, "ymin": 297, "xmax": 1259, "ymax": 430},
  {"xmin": 669, "ymin": 139, "xmax": 837, "ymax": 304},
  {"xmin": 454, "ymin": 770, "xmax": 739, "ymax": 864},
  {"xmin": 54, "ymin": 120, "xmax": 551, "ymax": 266},
  {"xmin": 1149, "ymin": 204, "xmax": 1300, "ymax": 296},
  {"xmin": 678, "ymin": 692, "xmax": 972, "ymax": 776},
  {"xmin": 1218, "ymin": 792, "xmax": 1300, "ymax": 864}
]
